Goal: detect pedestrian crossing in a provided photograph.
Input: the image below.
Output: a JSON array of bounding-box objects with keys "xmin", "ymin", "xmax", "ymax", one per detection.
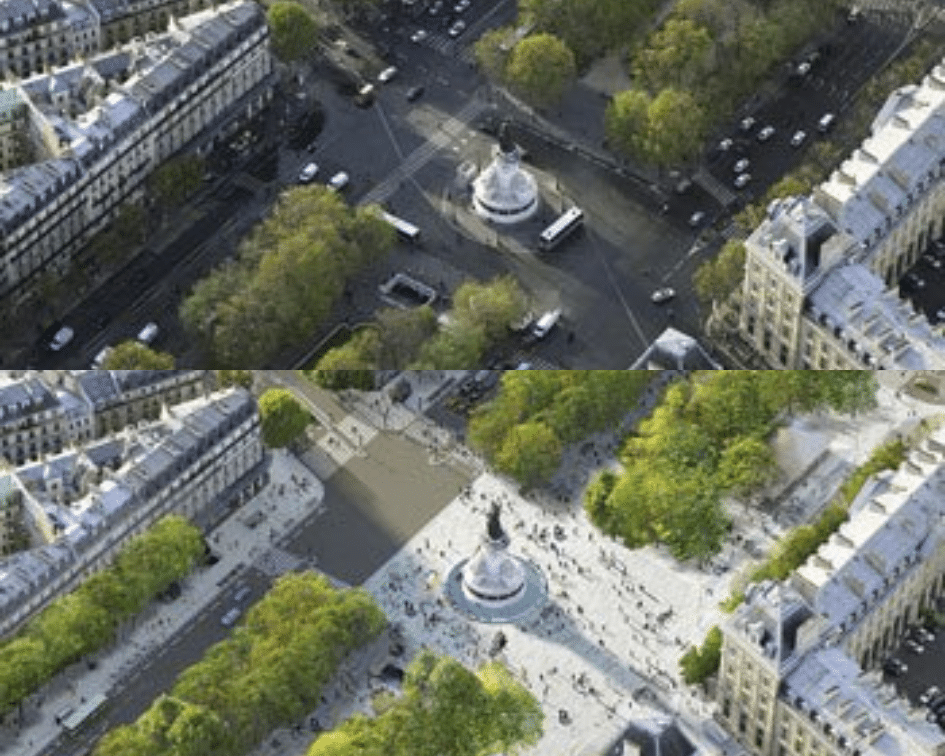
[
  {"xmin": 254, "ymin": 546, "xmax": 303, "ymax": 577},
  {"xmin": 693, "ymin": 165, "xmax": 737, "ymax": 207},
  {"xmin": 358, "ymin": 97, "xmax": 488, "ymax": 206}
]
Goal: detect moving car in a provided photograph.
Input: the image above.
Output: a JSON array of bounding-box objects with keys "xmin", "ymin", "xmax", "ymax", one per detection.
[
  {"xmin": 137, "ymin": 322, "xmax": 159, "ymax": 345},
  {"xmin": 447, "ymin": 19, "xmax": 466, "ymax": 37},
  {"xmin": 298, "ymin": 162, "xmax": 319, "ymax": 183},
  {"xmin": 221, "ymin": 607, "xmax": 242, "ymax": 627},
  {"xmin": 718, "ymin": 137, "xmax": 733, "ymax": 152},
  {"xmin": 378, "ymin": 66, "xmax": 398, "ymax": 83},
  {"xmin": 818, "ymin": 113, "xmax": 836, "ymax": 133},
  {"xmin": 796, "ymin": 61, "xmax": 811, "ymax": 76},
  {"xmin": 739, "ymin": 116, "xmax": 756, "ymax": 132},
  {"xmin": 757, "ymin": 125, "xmax": 776, "ymax": 142},
  {"xmin": 790, "ymin": 130, "xmax": 807, "ymax": 147},
  {"xmin": 920, "ymin": 686, "xmax": 942, "ymax": 705},
  {"xmin": 406, "ymin": 85, "xmax": 425, "ymax": 102},
  {"xmin": 327, "ymin": 171, "xmax": 350, "ymax": 191},
  {"xmin": 734, "ymin": 173, "xmax": 751, "ymax": 189},
  {"xmin": 529, "ymin": 308, "xmax": 561, "ymax": 340},
  {"xmin": 453, "ymin": 0, "xmax": 470, "ymax": 11},
  {"xmin": 49, "ymin": 326, "xmax": 74, "ymax": 351},
  {"xmin": 428, "ymin": 0, "xmax": 443, "ymax": 14},
  {"xmin": 410, "ymin": 29, "xmax": 428, "ymax": 43},
  {"xmin": 91, "ymin": 346, "xmax": 113, "ymax": 368},
  {"xmin": 733, "ymin": 158, "xmax": 750, "ymax": 173},
  {"xmin": 651, "ymin": 288, "xmax": 675, "ymax": 304},
  {"xmin": 688, "ymin": 211, "xmax": 706, "ymax": 227}
]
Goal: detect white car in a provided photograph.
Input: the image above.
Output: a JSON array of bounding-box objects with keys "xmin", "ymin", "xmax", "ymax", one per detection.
[
  {"xmin": 718, "ymin": 137, "xmax": 733, "ymax": 152},
  {"xmin": 410, "ymin": 29, "xmax": 428, "ymax": 43},
  {"xmin": 49, "ymin": 326, "xmax": 74, "ymax": 351},
  {"xmin": 378, "ymin": 66, "xmax": 397, "ymax": 83},
  {"xmin": 91, "ymin": 346, "xmax": 113, "ymax": 369},
  {"xmin": 734, "ymin": 173, "xmax": 752, "ymax": 189},
  {"xmin": 447, "ymin": 19, "xmax": 466, "ymax": 37},
  {"xmin": 688, "ymin": 211, "xmax": 706, "ymax": 227},
  {"xmin": 790, "ymin": 130, "xmax": 807, "ymax": 147},
  {"xmin": 757, "ymin": 125, "xmax": 776, "ymax": 142},
  {"xmin": 327, "ymin": 171, "xmax": 349, "ymax": 191},
  {"xmin": 651, "ymin": 287, "xmax": 675, "ymax": 304},
  {"xmin": 796, "ymin": 61, "xmax": 811, "ymax": 76},
  {"xmin": 733, "ymin": 158, "xmax": 750, "ymax": 174},
  {"xmin": 739, "ymin": 116, "xmax": 756, "ymax": 132},
  {"xmin": 137, "ymin": 321, "xmax": 159, "ymax": 345},
  {"xmin": 298, "ymin": 162, "xmax": 319, "ymax": 183}
]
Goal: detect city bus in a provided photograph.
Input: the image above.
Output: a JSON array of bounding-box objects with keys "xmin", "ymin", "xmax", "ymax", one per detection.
[
  {"xmin": 537, "ymin": 206, "xmax": 584, "ymax": 251},
  {"xmin": 381, "ymin": 211, "xmax": 421, "ymax": 243},
  {"xmin": 62, "ymin": 692, "xmax": 108, "ymax": 736}
]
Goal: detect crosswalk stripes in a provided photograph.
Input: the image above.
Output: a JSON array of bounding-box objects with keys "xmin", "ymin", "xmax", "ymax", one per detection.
[
  {"xmin": 693, "ymin": 165, "xmax": 737, "ymax": 208},
  {"xmin": 358, "ymin": 97, "xmax": 488, "ymax": 207},
  {"xmin": 254, "ymin": 546, "xmax": 303, "ymax": 577}
]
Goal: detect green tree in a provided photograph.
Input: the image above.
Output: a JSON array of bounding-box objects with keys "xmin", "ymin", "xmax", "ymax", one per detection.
[
  {"xmin": 451, "ymin": 276, "xmax": 528, "ymax": 343},
  {"xmin": 148, "ymin": 155, "xmax": 205, "ymax": 209},
  {"xmin": 474, "ymin": 26, "xmax": 514, "ymax": 81},
  {"xmin": 645, "ymin": 88, "xmax": 706, "ymax": 166},
  {"xmin": 266, "ymin": 2, "xmax": 318, "ymax": 62},
  {"xmin": 412, "ymin": 320, "xmax": 488, "ymax": 370},
  {"xmin": 605, "ymin": 89, "xmax": 650, "ymax": 158},
  {"xmin": 716, "ymin": 435, "xmax": 778, "ymax": 499},
  {"xmin": 693, "ymin": 239, "xmax": 746, "ymax": 310},
  {"xmin": 633, "ymin": 18, "xmax": 714, "ymax": 91},
  {"xmin": 102, "ymin": 341, "xmax": 175, "ymax": 369},
  {"xmin": 215, "ymin": 370, "xmax": 253, "ymax": 389},
  {"xmin": 505, "ymin": 33, "xmax": 577, "ymax": 107},
  {"xmin": 375, "ymin": 307, "xmax": 438, "ymax": 368},
  {"xmin": 258, "ymin": 388, "xmax": 311, "ymax": 448},
  {"xmin": 315, "ymin": 328, "xmax": 381, "ymax": 378},
  {"xmin": 680, "ymin": 625, "xmax": 722, "ymax": 685},
  {"xmin": 494, "ymin": 421, "xmax": 562, "ymax": 489}
]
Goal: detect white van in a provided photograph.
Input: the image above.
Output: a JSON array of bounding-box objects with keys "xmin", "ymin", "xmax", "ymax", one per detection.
[
  {"xmin": 49, "ymin": 326, "xmax": 74, "ymax": 351},
  {"xmin": 137, "ymin": 322, "xmax": 159, "ymax": 345},
  {"xmin": 530, "ymin": 308, "xmax": 561, "ymax": 340}
]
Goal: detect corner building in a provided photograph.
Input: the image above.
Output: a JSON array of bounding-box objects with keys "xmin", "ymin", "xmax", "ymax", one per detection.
[{"xmin": 716, "ymin": 428, "xmax": 945, "ymax": 756}]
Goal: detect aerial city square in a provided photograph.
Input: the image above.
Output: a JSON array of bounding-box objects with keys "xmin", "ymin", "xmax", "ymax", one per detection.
[
  {"xmin": 1, "ymin": 368, "xmax": 945, "ymax": 756},
  {"xmin": 4, "ymin": 0, "xmax": 945, "ymax": 368}
]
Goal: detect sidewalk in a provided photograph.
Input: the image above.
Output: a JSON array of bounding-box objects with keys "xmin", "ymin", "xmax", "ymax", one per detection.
[{"xmin": 3, "ymin": 450, "xmax": 325, "ymax": 756}]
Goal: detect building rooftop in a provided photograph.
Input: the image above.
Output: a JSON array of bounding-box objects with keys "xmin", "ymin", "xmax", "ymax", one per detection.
[
  {"xmin": 0, "ymin": 0, "xmax": 64, "ymax": 34},
  {"xmin": 0, "ymin": 377, "xmax": 60, "ymax": 426}
]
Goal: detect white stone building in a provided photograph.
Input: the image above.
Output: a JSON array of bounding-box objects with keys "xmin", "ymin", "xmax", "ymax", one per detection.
[
  {"xmin": 716, "ymin": 427, "xmax": 945, "ymax": 756},
  {"xmin": 0, "ymin": 0, "xmax": 273, "ymax": 299},
  {"xmin": 737, "ymin": 59, "xmax": 945, "ymax": 369}
]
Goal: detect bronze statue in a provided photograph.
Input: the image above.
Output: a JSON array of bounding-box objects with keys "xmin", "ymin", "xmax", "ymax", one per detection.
[
  {"xmin": 497, "ymin": 120, "xmax": 514, "ymax": 154},
  {"xmin": 487, "ymin": 502, "xmax": 505, "ymax": 541}
]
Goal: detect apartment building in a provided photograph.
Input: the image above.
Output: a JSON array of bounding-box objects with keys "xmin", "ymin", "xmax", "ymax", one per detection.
[
  {"xmin": 0, "ymin": 386, "xmax": 267, "ymax": 638},
  {"xmin": 716, "ymin": 428, "xmax": 945, "ymax": 756},
  {"xmin": 737, "ymin": 59, "xmax": 945, "ymax": 369},
  {"xmin": 70, "ymin": 369, "xmax": 206, "ymax": 435},
  {"xmin": 88, "ymin": 0, "xmax": 209, "ymax": 49},
  {"xmin": 0, "ymin": 0, "xmax": 97, "ymax": 81},
  {"xmin": 0, "ymin": 0, "xmax": 273, "ymax": 300}
]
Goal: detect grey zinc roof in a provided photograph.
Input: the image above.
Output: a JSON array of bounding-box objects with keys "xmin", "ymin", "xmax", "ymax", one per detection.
[
  {"xmin": 0, "ymin": 378, "xmax": 59, "ymax": 425},
  {"xmin": 0, "ymin": 0, "xmax": 64, "ymax": 32},
  {"xmin": 83, "ymin": 436, "xmax": 126, "ymax": 468},
  {"xmin": 85, "ymin": 0, "xmax": 127, "ymax": 22},
  {"xmin": 76, "ymin": 370, "xmax": 118, "ymax": 407}
]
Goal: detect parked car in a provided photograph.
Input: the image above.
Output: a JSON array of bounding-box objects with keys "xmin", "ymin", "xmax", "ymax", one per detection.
[
  {"xmin": 378, "ymin": 66, "xmax": 398, "ymax": 83},
  {"xmin": 734, "ymin": 173, "xmax": 752, "ymax": 189},
  {"xmin": 796, "ymin": 60, "xmax": 811, "ymax": 76},
  {"xmin": 298, "ymin": 162, "xmax": 319, "ymax": 183},
  {"xmin": 233, "ymin": 585, "xmax": 252, "ymax": 603},
  {"xmin": 137, "ymin": 321, "xmax": 159, "ymax": 345},
  {"xmin": 905, "ymin": 638, "xmax": 925, "ymax": 654},
  {"xmin": 883, "ymin": 658, "xmax": 907, "ymax": 675},
  {"xmin": 651, "ymin": 287, "xmax": 675, "ymax": 304},
  {"xmin": 327, "ymin": 171, "xmax": 349, "ymax": 191},
  {"xmin": 688, "ymin": 211, "xmax": 706, "ymax": 227},
  {"xmin": 739, "ymin": 116, "xmax": 756, "ymax": 132},
  {"xmin": 818, "ymin": 113, "xmax": 836, "ymax": 133},
  {"xmin": 757, "ymin": 125, "xmax": 776, "ymax": 142},
  {"xmin": 406, "ymin": 85, "xmax": 425, "ymax": 102},
  {"xmin": 221, "ymin": 607, "xmax": 242, "ymax": 627},
  {"xmin": 790, "ymin": 130, "xmax": 807, "ymax": 147},
  {"xmin": 447, "ymin": 19, "xmax": 466, "ymax": 36},
  {"xmin": 453, "ymin": 0, "xmax": 470, "ymax": 11},
  {"xmin": 410, "ymin": 29, "xmax": 428, "ymax": 43},
  {"xmin": 529, "ymin": 308, "xmax": 561, "ymax": 340},
  {"xmin": 718, "ymin": 137, "xmax": 733, "ymax": 152},
  {"xmin": 49, "ymin": 326, "xmax": 74, "ymax": 351},
  {"xmin": 428, "ymin": 0, "xmax": 444, "ymax": 13},
  {"xmin": 733, "ymin": 158, "xmax": 750, "ymax": 174},
  {"xmin": 921, "ymin": 686, "xmax": 942, "ymax": 705},
  {"xmin": 91, "ymin": 346, "xmax": 113, "ymax": 369}
]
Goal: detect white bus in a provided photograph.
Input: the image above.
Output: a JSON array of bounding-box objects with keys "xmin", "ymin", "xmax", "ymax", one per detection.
[
  {"xmin": 62, "ymin": 692, "xmax": 108, "ymax": 735},
  {"xmin": 538, "ymin": 207, "xmax": 584, "ymax": 251},
  {"xmin": 381, "ymin": 211, "xmax": 421, "ymax": 243}
]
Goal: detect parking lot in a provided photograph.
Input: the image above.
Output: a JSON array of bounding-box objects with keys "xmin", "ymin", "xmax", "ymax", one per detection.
[{"xmin": 883, "ymin": 612, "xmax": 945, "ymax": 728}]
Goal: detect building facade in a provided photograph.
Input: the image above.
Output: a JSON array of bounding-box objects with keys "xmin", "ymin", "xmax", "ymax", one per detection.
[
  {"xmin": 736, "ymin": 60, "xmax": 945, "ymax": 369},
  {"xmin": 716, "ymin": 428, "xmax": 945, "ymax": 756},
  {"xmin": 88, "ymin": 0, "xmax": 209, "ymax": 49},
  {"xmin": 0, "ymin": 0, "xmax": 273, "ymax": 299},
  {"xmin": 0, "ymin": 386, "xmax": 267, "ymax": 638}
]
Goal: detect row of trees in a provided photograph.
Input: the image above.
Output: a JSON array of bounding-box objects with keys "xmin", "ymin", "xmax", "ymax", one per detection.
[
  {"xmin": 585, "ymin": 372, "xmax": 878, "ymax": 562},
  {"xmin": 314, "ymin": 276, "xmax": 529, "ymax": 375},
  {"xmin": 475, "ymin": 32, "xmax": 577, "ymax": 108},
  {"xmin": 307, "ymin": 648, "xmax": 543, "ymax": 756},
  {"xmin": 467, "ymin": 371, "xmax": 653, "ymax": 489},
  {"xmin": 180, "ymin": 186, "xmax": 395, "ymax": 366},
  {"xmin": 0, "ymin": 516, "xmax": 203, "ymax": 715},
  {"xmin": 93, "ymin": 572, "xmax": 387, "ymax": 756},
  {"xmin": 605, "ymin": 0, "xmax": 841, "ymax": 166}
]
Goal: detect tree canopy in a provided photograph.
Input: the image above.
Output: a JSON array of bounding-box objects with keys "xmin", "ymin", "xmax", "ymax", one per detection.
[
  {"xmin": 0, "ymin": 516, "xmax": 203, "ymax": 715},
  {"xmin": 504, "ymin": 33, "xmax": 577, "ymax": 107},
  {"xmin": 307, "ymin": 649, "xmax": 543, "ymax": 756},
  {"xmin": 258, "ymin": 388, "xmax": 311, "ymax": 448},
  {"xmin": 586, "ymin": 371, "xmax": 877, "ymax": 562},
  {"xmin": 266, "ymin": 2, "xmax": 318, "ymax": 62},
  {"xmin": 148, "ymin": 155, "xmax": 205, "ymax": 209},
  {"xmin": 103, "ymin": 341, "xmax": 175, "ymax": 369},
  {"xmin": 180, "ymin": 187, "xmax": 394, "ymax": 366}
]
